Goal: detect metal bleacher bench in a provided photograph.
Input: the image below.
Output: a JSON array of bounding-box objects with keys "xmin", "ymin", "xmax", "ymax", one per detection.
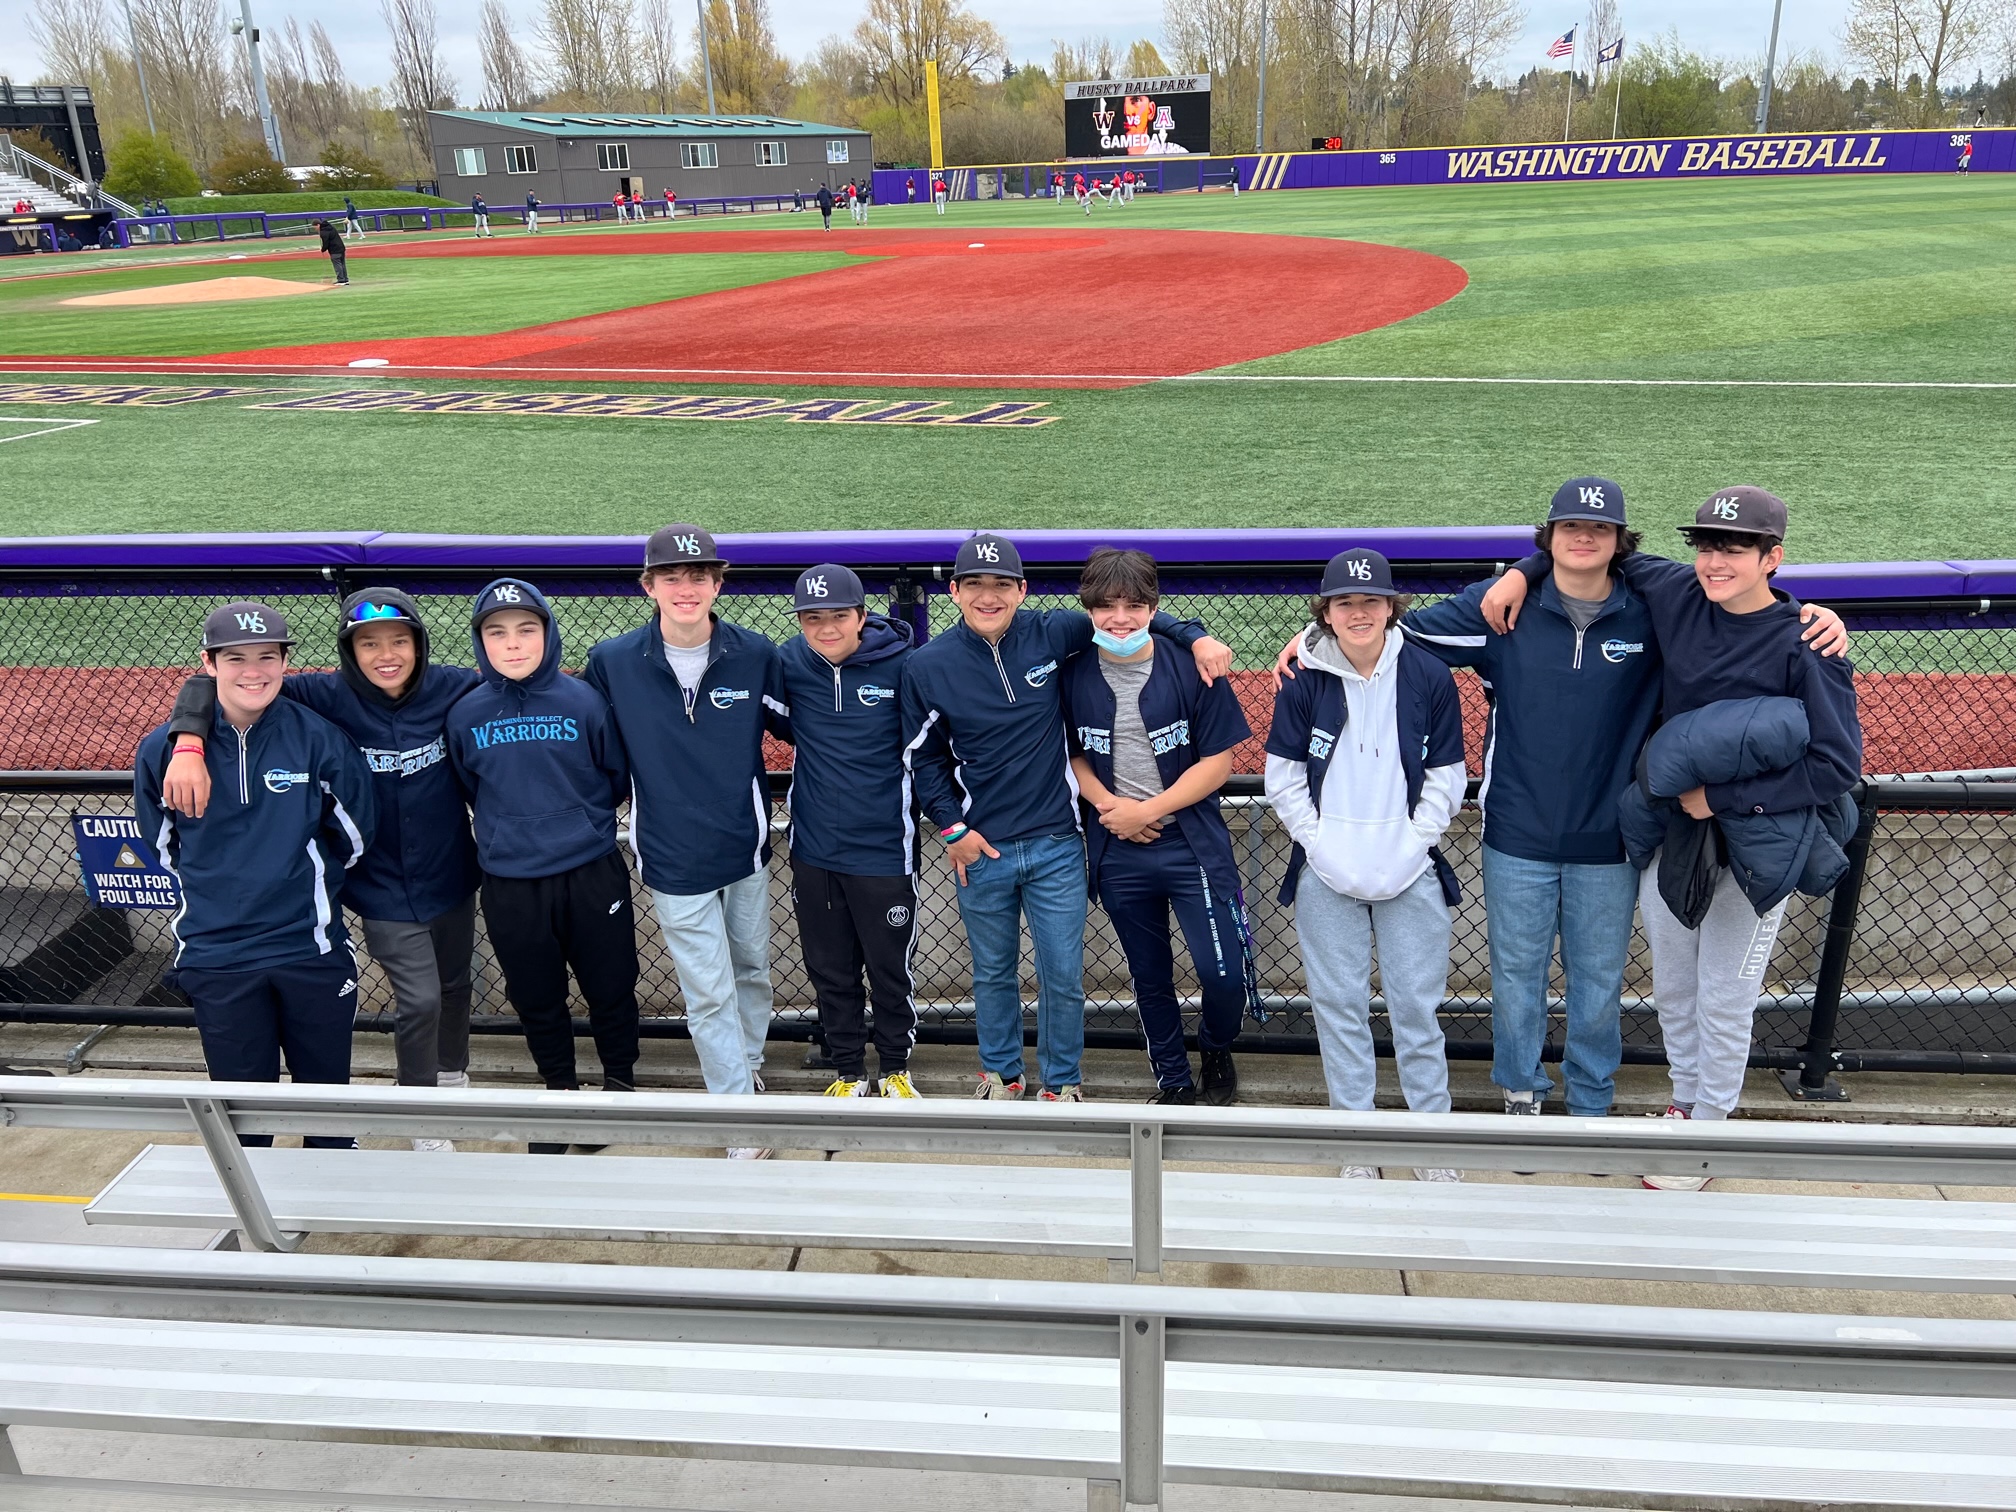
[
  {"xmin": 12, "ymin": 1076, "xmax": 2016, "ymax": 1293},
  {"xmin": 4, "ymin": 1241, "xmax": 2016, "ymax": 1512}
]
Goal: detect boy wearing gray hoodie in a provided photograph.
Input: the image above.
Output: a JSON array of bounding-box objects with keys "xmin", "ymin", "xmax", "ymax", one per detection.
[{"xmin": 1264, "ymin": 550, "xmax": 1467, "ymax": 1180}]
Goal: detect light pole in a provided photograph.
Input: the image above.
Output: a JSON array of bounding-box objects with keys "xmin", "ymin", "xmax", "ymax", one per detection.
[
  {"xmin": 228, "ymin": 0, "xmax": 284, "ymax": 163},
  {"xmin": 695, "ymin": 0, "xmax": 718, "ymax": 114},
  {"xmin": 1756, "ymin": 0, "xmax": 1784, "ymax": 132},
  {"xmin": 121, "ymin": 0, "xmax": 156, "ymax": 136},
  {"xmin": 1254, "ymin": 0, "xmax": 1269, "ymax": 152}
]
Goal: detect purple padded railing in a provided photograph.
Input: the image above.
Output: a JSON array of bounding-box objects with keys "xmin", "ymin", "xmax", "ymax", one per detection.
[{"xmin": 1, "ymin": 530, "xmax": 2012, "ymax": 600}]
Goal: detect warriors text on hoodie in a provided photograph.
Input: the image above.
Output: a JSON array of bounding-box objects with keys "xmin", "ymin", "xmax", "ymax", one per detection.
[{"xmin": 446, "ymin": 579, "xmax": 630, "ymax": 880}]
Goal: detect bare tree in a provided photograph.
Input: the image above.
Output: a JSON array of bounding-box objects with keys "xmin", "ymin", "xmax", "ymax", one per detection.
[
  {"xmin": 540, "ymin": 0, "xmax": 638, "ymax": 107},
  {"xmin": 853, "ymin": 0, "xmax": 1005, "ymax": 111},
  {"xmin": 129, "ymin": 0, "xmax": 237, "ymax": 169},
  {"xmin": 1845, "ymin": 0, "xmax": 1997, "ymax": 110},
  {"xmin": 383, "ymin": 0, "xmax": 457, "ymax": 171},
  {"xmin": 635, "ymin": 0, "xmax": 682, "ymax": 110},
  {"xmin": 478, "ymin": 0, "xmax": 539, "ymax": 110},
  {"xmin": 1050, "ymin": 36, "xmax": 1119, "ymax": 83},
  {"xmin": 28, "ymin": 0, "xmax": 113, "ymax": 93}
]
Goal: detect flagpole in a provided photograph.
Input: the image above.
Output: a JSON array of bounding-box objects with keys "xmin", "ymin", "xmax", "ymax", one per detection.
[
  {"xmin": 1563, "ymin": 63, "xmax": 1574, "ymax": 143},
  {"xmin": 1611, "ymin": 47, "xmax": 1625, "ymax": 138}
]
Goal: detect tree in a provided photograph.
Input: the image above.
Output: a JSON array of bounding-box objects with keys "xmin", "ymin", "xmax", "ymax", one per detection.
[
  {"xmin": 1122, "ymin": 39, "xmax": 1171, "ymax": 76},
  {"xmin": 850, "ymin": 0, "xmax": 1004, "ymax": 161},
  {"xmin": 478, "ymin": 0, "xmax": 539, "ymax": 110},
  {"xmin": 28, "ymin": 0, "xmax": 112, "ymax": 97},
  {"xmin": 383, "ymin": 0, "xmax": 457, "ymax": 171},
  {"xmin": 636, "ymin": 0, "xmax": 683, "ymax": 111},
  {"xmin": 128, "ymin": 0, "xmax": 237, "ymax": 170},
  {"xmin": 307, "ymin": 141, "xmax": 395, "ymax": 188},
  {"xmin": 1845, "ymin": 0, "xmax": 1996, "ymax": 121},
  {"xmin": 102, "ymin": 129, "xmax": 200, "ymax": 199},
  {"xmin": 208, "ymin": 139, "xmax": 295, "ymax": 193},
  {"xmin": 1050, "ymin": 36, "xmax": 1118, "ymax": 84},
  {"xmin": 540, "ymin": 0, "xmax": 637, "ymax": 107},
  {"xmin": 700, "ymin": 0, "xmax": 794, "ymax": 113}
]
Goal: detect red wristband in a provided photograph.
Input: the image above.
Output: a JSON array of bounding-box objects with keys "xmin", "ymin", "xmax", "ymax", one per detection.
[{"xmin": 172, "ymin": 742, "xmax": 204, "ymax": 755}]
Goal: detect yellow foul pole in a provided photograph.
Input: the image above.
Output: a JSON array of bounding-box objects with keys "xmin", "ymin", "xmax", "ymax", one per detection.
[{"xmin": 925, "ymin": 60, "xmax": 945, "ymax": 173}]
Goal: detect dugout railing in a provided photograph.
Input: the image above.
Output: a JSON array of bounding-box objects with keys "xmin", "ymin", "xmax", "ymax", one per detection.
[{"xmin": 2, "ymin": 528, "xmax": 2012, "ymax": 1085}]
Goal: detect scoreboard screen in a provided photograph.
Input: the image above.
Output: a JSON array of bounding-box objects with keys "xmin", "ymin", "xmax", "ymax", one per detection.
[
  {"xmin": 1063, "ymin": 75, "xmax": 1212, "ymax": 158},
  {"xmin": 1312, "ymin": 136, "xmax": 1343, "ymax": 151}
]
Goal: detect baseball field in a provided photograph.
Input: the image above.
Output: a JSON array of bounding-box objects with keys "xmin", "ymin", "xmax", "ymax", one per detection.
[{"xmin": 2, "ymin": 171, "xmax": 2012, "ymax": 561}]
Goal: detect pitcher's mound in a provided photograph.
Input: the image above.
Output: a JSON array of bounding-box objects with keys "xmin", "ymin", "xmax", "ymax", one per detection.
[{"xmin": 62, "ymin": 276, "xmax": 329, "ymax": 308}]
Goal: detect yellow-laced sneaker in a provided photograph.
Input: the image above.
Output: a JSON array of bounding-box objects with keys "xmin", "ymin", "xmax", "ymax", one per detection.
[
  {"xmin": 823, "ymin": 1077, "xmax": 870, "ymax": 1097},
  {"xmin": 879, "ymin": 1071, "xmax": 922, "ymax": 1099}
]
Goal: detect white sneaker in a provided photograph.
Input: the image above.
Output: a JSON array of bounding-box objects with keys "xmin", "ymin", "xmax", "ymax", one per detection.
[
  {"xmin": 973, "ymin": 1072, "xmax": 1025, "ymax": 1100},
  {"xmin": 1643, "ymin": 1104, "xmax": 1709, "ymax": 1190},
  {"xmin": 436, "ymin": 1071, "xmax": 470, "ymax": 1089},
  {"xmin": 412, "ymin": 1137, "xmax": 455, "ymax": 1154},
  {"xmin": 1414, "ymin": 1167, "xmax": 1463, "ymax": 1183},
  {"xmin": 1338, "ymin": 1165, "xmax": 1380, "ymax": 1180},
  {"xmin": 727, "ymin": 1146, "xmax": 772, "ymax": 1160},
  {"xmin": 751, "ymin": 1072, "xmax": 766, "ymax": 1093}
]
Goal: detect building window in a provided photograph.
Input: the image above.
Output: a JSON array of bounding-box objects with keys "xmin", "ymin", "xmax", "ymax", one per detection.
[
  {"xmin": 453, "ymin": 147, "xmax": 487, "ymax": 176},
  {"xmin": 755, "ymin": 140, "xmax": 787, "ymax": 166},
  {"xmin": 504, "ymin": 144, "xmax": 537, "ymax": 174},
  {"xmin": 596, "ymin": 142, "xmax": 630, "ymax": 171},
  {"xmin": 826, "ymin": 140, "xmax": 849, "ymax": 164},
  {"xmin": 681, "ymin": 141, "xmax": 719, "ymax": 169}
]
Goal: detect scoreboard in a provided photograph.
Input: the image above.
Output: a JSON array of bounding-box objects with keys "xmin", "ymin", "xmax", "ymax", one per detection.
[{"xmin": 1063, "ymin": 75, "xmax": 1212, "ymax": 158}]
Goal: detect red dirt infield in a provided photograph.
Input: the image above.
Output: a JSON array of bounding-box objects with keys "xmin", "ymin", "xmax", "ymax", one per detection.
[
  {"xmin": 12, "ymin": 665, "xmax": 2009, "ymax": 778},
  {"xmin": 0, "ymin": 228, "xmax": 1470, "ymax": 390}
]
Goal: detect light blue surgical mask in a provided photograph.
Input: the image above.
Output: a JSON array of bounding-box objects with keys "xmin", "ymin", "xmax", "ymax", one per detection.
[{"xmin": 1092, "ymin": 626, "xmax": 1152, "ymax": 657}]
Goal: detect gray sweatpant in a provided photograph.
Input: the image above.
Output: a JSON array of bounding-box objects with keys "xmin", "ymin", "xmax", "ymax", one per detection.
[
  {"xmin": 1293, "ymin": 867, "xmax": 1453, "ymax": 1113},
  {"xmin": 361, "ymin": 893, "xmax": 477, "ymax": 1087},
  {"xmin": 1638, "ymin": 852, "xmax": 1789, "ymax": 1119}
]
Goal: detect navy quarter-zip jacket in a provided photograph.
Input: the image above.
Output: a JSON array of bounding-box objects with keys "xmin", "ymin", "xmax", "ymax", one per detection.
[
  {"xmin": 1403, "ymin": 575, "xmax": 1661, "ymax": 865},
  {"xmin": 1061, "ymin": 633, "xmax": 1251, "ymax": 896},
  {"xmin": 778, "ymin": 614, "xmax": 916, "ymax": 877},
  {"xmin": 135, "ymin": 698, "xmax": 376, "ymax": 971},
  {"xmin": 445, "ymin": 580, "xmax": 629, "ymax": 880},
  {"xmin": 583, "ymin": 614, "xmax": 790, "ymax": 896},
  {"xmin": 1514, "ymin": 551, "xmax": 1862, "ymax": 817},
  {"xmin": 900, "ymin": 605, "xmax": 1207, "ymax": 846}
]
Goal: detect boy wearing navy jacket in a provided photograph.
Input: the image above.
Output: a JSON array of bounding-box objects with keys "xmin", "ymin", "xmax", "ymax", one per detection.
[
  {"xmin": 1063, "ymin": 549, "xmax": 1253, "ymax": 1105},
  {"xmin": 778, "ymin": 564, "xmax": 922, "ymax": 1099},
  {"xmin": 1265, "ymin": 551, "xmax": 1466, "ymax": 1182},
  {"xmin": 134, "ymin": 602, "xmax": 376, "ymax": 1147},
  {"xmin": 447, "ymin": 578, "xmax": 639, "ymax": 1121},
  {"xmin": 1485, "ymin": 488, "xmax": 1861, "ymax": 1181},
  {"xmin": 900, "ymin": 533, "xmax": 1232, "ymax": 1102},
  {"xmin": 160, "ymin": 590, "xmax": 484, "ymax": 1129},
  {"xmin": 583, "ymin": 525, "xmax": 789, "ymax": 1126}
]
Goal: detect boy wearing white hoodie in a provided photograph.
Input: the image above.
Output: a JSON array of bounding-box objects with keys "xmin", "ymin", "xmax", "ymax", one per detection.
[{"xmin": 1264, "ymin": 550, "xmax": 1467, "ymax": 1180}]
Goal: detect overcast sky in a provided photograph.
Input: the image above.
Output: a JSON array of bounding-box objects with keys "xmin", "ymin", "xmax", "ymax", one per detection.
[{"xmin": 2, "ymin": 1, "xmax": 1850, "ymax": 102}]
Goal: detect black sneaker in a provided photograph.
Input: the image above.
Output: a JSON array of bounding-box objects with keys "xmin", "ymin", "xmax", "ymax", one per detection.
[
  {"xmin": 1200, "ymin": 1049, "xmax": 1238, "ymax": 1106},
  {"xmin": 1149, "ymin": 1085, "xmax": 1197, "ymax": 1105}
]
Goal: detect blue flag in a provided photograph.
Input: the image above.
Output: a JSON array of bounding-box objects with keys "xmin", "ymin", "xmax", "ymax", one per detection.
[{"xmin": 1597, "ymin": 36, "xmax": 1624, "ymax": 64}]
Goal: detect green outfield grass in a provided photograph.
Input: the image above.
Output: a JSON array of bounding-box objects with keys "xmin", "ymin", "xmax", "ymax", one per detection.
[{"xmin": 2, "ymin": 172, "xmax": 2013, "ymax": 562}]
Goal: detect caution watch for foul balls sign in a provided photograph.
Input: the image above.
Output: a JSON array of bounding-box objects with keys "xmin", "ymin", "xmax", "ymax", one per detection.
[{"xmin": 72, "ymin": 815, "xmax": 181, "ymax": 911}]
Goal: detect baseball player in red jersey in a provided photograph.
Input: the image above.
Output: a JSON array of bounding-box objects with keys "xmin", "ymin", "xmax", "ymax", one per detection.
[
  {"xmin": 932, "ymin": 175, "xmax": 948, "ymax": 214},
  {"xmin": 1959, "ymin": 138, "xmax": 1974, "ymax": 174}
]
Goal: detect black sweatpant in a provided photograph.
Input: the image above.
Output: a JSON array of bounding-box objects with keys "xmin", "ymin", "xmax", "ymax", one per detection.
[
  {"xmin": 480, "ymin": 850, "xmax": 640, "ymax": 1089},
  {"xmin": 176, "ymin": 951, "xmax": 359, "ymax": 1148},
  {"xmin": 791, "ymin": 859, "xmax": 917, "ymax": 1078}
]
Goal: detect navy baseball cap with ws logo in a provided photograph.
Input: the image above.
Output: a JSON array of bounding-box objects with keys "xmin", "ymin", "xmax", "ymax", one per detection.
[
  {"xmin": 645, "ymin": 522, "xmax": 726, "ymax": 568},
  {"xmin": 1546, "ymin": 475, "xmax": 1628, "ymax": 527},
  {"xmin": 201, "ymin": 600, "xmax": 295, "ymax": 651},
  {"xmin": 794, "ymin": 563, "xmax": 865, "ymax": 612},
  {"xmin": 1318, "ymin": 549, "xmax": 1398, "ymax": 598},
  {"xmin": 952, "ymin": 533, "xmax": 1025, "ymax": 581},
  {"xmin": 1685, "ymin": 485, "xmax": 1788, "ymax": 540}
]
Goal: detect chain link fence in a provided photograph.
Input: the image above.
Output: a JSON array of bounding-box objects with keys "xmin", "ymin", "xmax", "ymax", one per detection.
[{"xmin": 3, "ymin": 564, "xmax": 2014, "ymax": 1073}]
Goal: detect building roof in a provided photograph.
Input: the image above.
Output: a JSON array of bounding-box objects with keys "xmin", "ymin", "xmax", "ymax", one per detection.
[{"xmin": 430, "ymin": 110, "xmax": 861, "ymax": 139}]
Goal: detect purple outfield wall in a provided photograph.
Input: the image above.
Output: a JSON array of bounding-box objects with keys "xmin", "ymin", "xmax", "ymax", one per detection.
[{"xmin": 897, "ymin": 128, "xmax": 2006, "ymax": 199}]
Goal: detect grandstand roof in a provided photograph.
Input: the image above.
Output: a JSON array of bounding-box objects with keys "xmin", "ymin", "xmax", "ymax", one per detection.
[{"xmin": 430, "ymin": 110, "xmax": 860, "ymax": 139}]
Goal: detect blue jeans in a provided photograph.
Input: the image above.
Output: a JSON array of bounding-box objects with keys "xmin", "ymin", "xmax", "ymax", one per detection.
[
  {"xmin": 954, "ymin": 831, "xmax": 1087, "ymax": 1090},
  {"xmin": 651, "ymin": 869, "xmax": 773, "ymax": 1095},
  {"xmin": 1481, "ymin": 845, "xmax": 1638, "ymax": 1116}
]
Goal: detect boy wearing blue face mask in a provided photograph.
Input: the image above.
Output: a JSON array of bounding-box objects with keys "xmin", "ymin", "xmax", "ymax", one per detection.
[{"xmin": 1063, "ymin": 549, "xmax": 1255, "ymax": 1105}]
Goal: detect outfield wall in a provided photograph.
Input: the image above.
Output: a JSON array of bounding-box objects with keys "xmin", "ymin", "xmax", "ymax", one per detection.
[{"xmin": 886, "ymin": 127, "xmax": 2007, "ymax": 202}]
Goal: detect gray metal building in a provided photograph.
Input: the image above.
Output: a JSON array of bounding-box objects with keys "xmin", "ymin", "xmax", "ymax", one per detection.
[{"xmin": 427, "ymin": 111, "xmax": 873, "ymax": 206}]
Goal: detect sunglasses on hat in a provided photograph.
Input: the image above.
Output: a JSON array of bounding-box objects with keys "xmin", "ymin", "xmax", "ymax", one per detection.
[{"xmin": 347, "ymin": 601, "xmax": 411, "ymax": 624}]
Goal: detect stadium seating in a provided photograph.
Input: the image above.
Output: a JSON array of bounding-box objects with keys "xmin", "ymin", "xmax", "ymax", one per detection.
[
  {"xmin": 18, "ymin": 1078, "xmax": 2016, "ymax": 1294},
  {"xmin": 0, "ymin": 173, "xmax": 79, "ymax": 216},
  {"xmin": 4, "ymin": 1241, "xmax": 2015, "ymax": 1511}
]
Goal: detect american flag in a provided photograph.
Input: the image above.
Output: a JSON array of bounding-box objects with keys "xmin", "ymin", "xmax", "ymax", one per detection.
[{"xmin": 1547, "ymin": 27, "xmax": 1576, "ymax": 59}]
